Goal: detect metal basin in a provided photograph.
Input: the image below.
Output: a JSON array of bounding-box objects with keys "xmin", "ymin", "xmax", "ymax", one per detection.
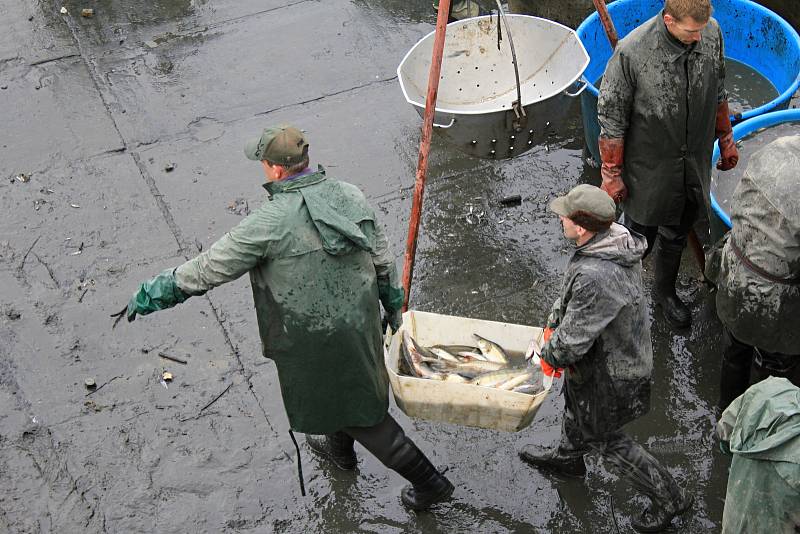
[{"xmin": 398, "ymin": 15, "xmax": 590, "ymax": 159}]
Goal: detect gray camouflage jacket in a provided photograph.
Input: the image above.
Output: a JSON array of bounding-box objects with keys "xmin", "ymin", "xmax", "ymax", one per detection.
[
  {"xmin": 598, "ymin": 12, "xmax": 727, "ymax": 226},
  {"xmin": 543, "ymin": 223, "xmax": 653, "ymax": 436},
  {"xmin": 716, "ymin": 136, "xmax": 800, "ymax": 355}
]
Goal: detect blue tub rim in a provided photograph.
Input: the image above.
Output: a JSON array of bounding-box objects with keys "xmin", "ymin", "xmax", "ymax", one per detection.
[
  {"xmin": 575, "ymin": 0, "xmax": 800, "ymax": 121},
  {"xmin": 711, "ymin": 108, "xmax": 800, "ymax": 229}
]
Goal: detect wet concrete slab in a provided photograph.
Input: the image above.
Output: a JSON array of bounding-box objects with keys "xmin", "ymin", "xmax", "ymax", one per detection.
[
  {"xmin": 64, "ymin": 0, "xmax": 430, "ymax": 144},
  {"xmin": 0, "ymin": 56, "xmax": 123, "ymax": 181}
]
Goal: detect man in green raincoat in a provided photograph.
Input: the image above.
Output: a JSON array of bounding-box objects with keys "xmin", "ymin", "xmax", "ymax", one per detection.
[
  {"xmin": 716, "ymin": 377, "xmax": 800, "ymax": 533},
  {"xmin": 125, "ymin": 125, "xmax": 454, "ymax": 510}
]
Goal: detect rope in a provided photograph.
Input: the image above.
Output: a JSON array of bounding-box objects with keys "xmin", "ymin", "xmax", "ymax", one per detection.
[{"xmin": 289, "ymin": 430, "xmax": 307, "ymax": 497}]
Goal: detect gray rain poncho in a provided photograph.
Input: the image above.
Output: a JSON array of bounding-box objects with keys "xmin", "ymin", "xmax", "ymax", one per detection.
[
  {"xmin": 543, "ymin": 223, "xmax": 653, "ymax": 436},
  {"xmin": 717, "ymin": 377, "xmax": 800, "ymax": 533},
  {"xmin": 716, "ymin": 135, "xmax": 800, "ymax": 354}
]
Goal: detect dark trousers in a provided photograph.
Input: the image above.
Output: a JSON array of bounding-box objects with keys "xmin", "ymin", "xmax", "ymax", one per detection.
[
  {"xmin": 342, "ymin": 414, "xmax": 411, "ymax": 469},
  {"xmin": 719, "ymin": 327, "xmax": 800, "ymax": 410},
  {"xmin": 557, "ymin": 401, "xmax": 684, "ymax": 511},
  {"xmin": 621, "ymin": 192, "xmax": 701, "ymax": 259}
]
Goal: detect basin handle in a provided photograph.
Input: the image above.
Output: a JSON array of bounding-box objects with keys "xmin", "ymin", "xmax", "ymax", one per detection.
[
  {"xmin": 433, "ymin": 116, "xmax": 455, "ymax": 129},
  {"xmin": 564, "ymin": 78, "xmax": 588, "ymax": 97}
]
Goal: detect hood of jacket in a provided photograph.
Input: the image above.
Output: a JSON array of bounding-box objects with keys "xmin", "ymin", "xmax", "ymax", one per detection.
[
  {"xmin": 264, "ymin": 166, "xmax": 376, "ymax": 256},
  {"xmin": 575, "ymin": 222, "xmax": 647, "ymax": 267}
]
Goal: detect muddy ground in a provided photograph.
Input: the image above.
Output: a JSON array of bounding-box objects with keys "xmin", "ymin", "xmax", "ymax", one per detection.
[{"xmin": 1, "ymin": 1, "xmax": 798, "ymax": 533}]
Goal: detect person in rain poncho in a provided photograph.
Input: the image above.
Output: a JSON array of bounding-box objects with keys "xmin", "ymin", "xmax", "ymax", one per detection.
[
  {"xmin": 520, "ymin": 184, "xmax": 692, "ymax": 533},
  {"xmin": 124, "ymin": 125, "xmax": 454, "ymax": 511},
  {"xmin": 597, "ymin": 0, "xmax": 739, "ymax": 329},
  {"xmin": 717, "ymin": 377, "xmax": 800, "ymax": 533},
  {"xmin": 715, "ymin": 135, "xmax": 800, "ymax": 411}
]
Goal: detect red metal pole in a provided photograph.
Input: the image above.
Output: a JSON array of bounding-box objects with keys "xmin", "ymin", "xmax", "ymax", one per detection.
[
  {"xmin": 401, "ymin": 0, "xmax": 451, "ymax": 312},
  {"xmin": 591, "ymin": 0, "xmax": 618, "ymax": 48}
]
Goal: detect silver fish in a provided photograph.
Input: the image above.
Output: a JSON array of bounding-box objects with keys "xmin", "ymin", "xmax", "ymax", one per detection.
[
  {"xmin": 430, "ymin": 359, "xmax": 506, "ymax": 377},
  {"xmin": 443, "ymin": 373, "xmax": 468, "ymax": 384},
  {"xmin": 473, "ymin": 333, "xmax": 509, "ymax": 364},
  {"xmin": 497, "ymin": 371, "xmax": 534, "ymax": 391},
  {"xmin": 512, "ymin": 383, "xmax": 543, "ymax": 395},
  {"xmin": 432, "ymin": 344, "xmax": 480, "ymax": 354},
  {"xmin": 402, "ymin": 331, "xmax": 445, "ymax": 380},
  {"xmin": 457, "ymin": 351, "xmax": 490, "ymax": 362},
  {"xmin": 470, "ymin": 368, "xmax": 529, "ymax": 387},
  {"xmin": 428, "ymin": 347, "xmax": 461, "ymax": 363},
  {"xmin": 524, "ymin": 331, "xmax": 544, "ymax": 362}
]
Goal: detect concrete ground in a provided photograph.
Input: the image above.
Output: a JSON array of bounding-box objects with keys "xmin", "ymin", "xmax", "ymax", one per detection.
[{"xmin": 1, "ymin": 1, "xmax": 797, "ymax": 532}]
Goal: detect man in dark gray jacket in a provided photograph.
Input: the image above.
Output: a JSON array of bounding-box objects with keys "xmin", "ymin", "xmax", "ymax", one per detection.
[
  {"xmin": 715, "ymin": 136, "xmax": 800, "ymax": 410},
  {"xmin": 597, "ymin": 0, "xmax": 738, "ymax": 328},
  {"xmin": 520, "ymin": 185, "xmax": 692, "ymax": 532}
]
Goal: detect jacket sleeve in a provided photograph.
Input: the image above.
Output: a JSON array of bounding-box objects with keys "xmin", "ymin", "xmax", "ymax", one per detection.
[
  {"xmin": 717, "ymin": 24, "xmax": 728, "ymax": 104},
  {"xmin": 597, "ymin": 47, "xmax": 636, "ymax": 140},
  {"xmin": 174, "ymin": 211, "xmax": 274, "ymax": 295},
  {"xmin": 369, "ymin": 219, "xmax": 404, "ymax": 314},
  {"xmin": 542, "ymin": 273, "xmax": 624, "ymax": 367},
  {"xmin": 715, "ymin": 392, "xmax": 742, "ymax": 455}
]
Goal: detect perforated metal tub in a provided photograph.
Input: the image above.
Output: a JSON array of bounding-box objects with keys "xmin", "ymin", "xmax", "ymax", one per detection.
[{"xmin": 398, "ymin": 15, "xmax": 590, "ymax": 159}]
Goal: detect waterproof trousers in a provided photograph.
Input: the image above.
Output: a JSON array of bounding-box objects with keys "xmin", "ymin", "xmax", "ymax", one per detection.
[
  {"xmin": 621, "ymin": 210, "xmax": 697, "ymax": 260},
  {"xmin": 557, "ymin": 399, "xmax": 684, "ymax": 512},
  {"xmin": 718, "ymin": 327, "xmax": 800, "ymax": 411},
  {"xmin": 342, "ymin": 414, "xmax": 414, "ymax": 467}
]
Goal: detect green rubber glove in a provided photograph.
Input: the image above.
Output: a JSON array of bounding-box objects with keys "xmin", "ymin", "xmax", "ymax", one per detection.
[
  {"xmin": 378, "ymin": 279, "xmax": 404, "ymax": 312},
  {"xmin": 127, "ymin": 268, "xmax": 190, "ymax": 322}
]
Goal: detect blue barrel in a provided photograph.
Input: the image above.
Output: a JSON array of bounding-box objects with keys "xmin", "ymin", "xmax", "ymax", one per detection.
[
  {"xmin": 576, "ymin": 0, "xmax": 800, "ymax": 164},
  {"xmin": 710, "ymin": 108, "xmax": 800, "ymax": 229}
]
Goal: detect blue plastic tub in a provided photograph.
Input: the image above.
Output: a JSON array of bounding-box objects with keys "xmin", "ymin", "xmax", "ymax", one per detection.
[
  {"xmin": 577, "ymin": 0, "xmax": 800, "ymax": 163},
  {"xmin": 710, "ymin": 108, "xmax": 800, "ymax": 229}
]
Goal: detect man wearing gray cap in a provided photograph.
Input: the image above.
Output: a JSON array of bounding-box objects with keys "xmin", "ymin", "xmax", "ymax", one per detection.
[
  {"xmin": 124, "ymin": 125, "xmax": 454, "ymax": 510},
  {"xmin": 520, "ymin": 184, "xmax": 691, "ymax": 532}
]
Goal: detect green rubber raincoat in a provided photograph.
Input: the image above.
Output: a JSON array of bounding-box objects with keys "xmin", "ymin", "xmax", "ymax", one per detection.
[
  {"xmin": 598, "ymin": 12, "xmax": 727, "ymax": 226},
  {"xmin": 174, "ymin": 167, "xmax": 403, "ymax": 433},
  {"xmin": 717, "ymin": 377, "xmax": 800, "ymax": 533}
]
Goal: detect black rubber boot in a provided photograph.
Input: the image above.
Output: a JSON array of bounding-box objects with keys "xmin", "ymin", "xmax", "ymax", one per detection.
[
  {"xmin": 344, "ymin": 415, "xmax": 453, "ymax": 510},
  {"xmin": 306, "ymin": 432, "xmax": 357, "ymax": 470},
  {"xmin": 631, "ymin": 491, "xmax": 694, "ymax": 533},
  {"xmin": 518, "ymin": 445, "xmax": 587, "ymax": 478},
  {"xmin": 393, "ymin": 441, "xmax": 454, "ymax": 511},
  {"xmin": 654, "ymin": 241, "xmax": 692, "ymax": 328}
]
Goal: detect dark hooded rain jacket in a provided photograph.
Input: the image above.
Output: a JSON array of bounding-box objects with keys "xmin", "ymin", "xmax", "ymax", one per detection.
[
  {"xmin": 174, "ymin": 168, "xmax": 402, "ymax": 434},
  {"xmin": 598, "ymin": 12, "xmax": 727, "ymax": 226},
  {"xmin": 542, "ymin": 223, "xmax": 653, "ymax": 436}
]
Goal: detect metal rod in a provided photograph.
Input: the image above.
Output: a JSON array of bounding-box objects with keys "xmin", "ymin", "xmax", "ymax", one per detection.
[
  {"xmin": 494, "ymin": 0, "xmax": 523, "ymax": 110},
  {"xmin": 401, "ymin": 0, "xmax": 452, "ymax": 312},
  {"xmin": 591, "ymin": 0, "xmax": 618, "ymax": 48}
]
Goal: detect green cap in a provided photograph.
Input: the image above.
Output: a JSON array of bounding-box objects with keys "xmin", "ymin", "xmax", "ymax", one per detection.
[
  {"xmin": 550, "ymin": 184, "xmax": 615, "ymax": 221},
  {"xmin": 244, "ymin": 125, "xmax": 309, "ymax": 165}
]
